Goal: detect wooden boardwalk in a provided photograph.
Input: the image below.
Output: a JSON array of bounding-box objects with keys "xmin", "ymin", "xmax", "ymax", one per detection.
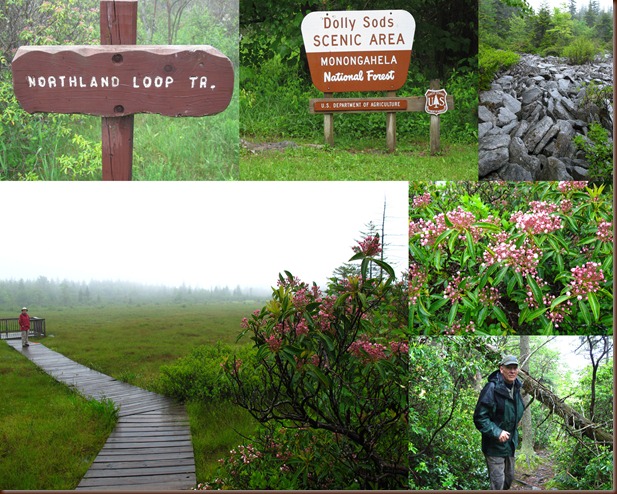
[{"xmin": 6, "ymin": 340, "xmax": 196, "ymax": 490}]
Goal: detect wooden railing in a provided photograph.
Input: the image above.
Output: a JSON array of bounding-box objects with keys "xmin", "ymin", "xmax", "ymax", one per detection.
[{"xmin": 0, "ymin": 318, "xmax": 46, "ymax": 340}]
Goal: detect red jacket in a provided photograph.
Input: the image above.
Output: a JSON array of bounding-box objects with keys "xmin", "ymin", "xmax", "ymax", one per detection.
[{"xmin": 19, "ymin": 312, "xmax": 30, "ymax": 331}]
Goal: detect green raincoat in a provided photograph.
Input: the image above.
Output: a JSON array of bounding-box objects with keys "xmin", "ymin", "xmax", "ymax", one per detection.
[{"xmin": 473, "ymin": 369, "xmax": 524, "ymax": 457}]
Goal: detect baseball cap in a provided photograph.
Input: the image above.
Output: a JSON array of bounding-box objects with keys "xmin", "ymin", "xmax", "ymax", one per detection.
[{"xmin": 500, "ymin": 355, "xmax": 518, "ymax": 366}]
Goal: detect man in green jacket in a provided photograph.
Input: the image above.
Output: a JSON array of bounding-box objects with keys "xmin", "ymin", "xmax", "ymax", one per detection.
[{"xmin": 473, "ymin": 355, "xmax": 524, "ymax": 490}]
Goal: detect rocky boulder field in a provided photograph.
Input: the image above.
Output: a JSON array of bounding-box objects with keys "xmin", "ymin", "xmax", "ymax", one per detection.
[{"xmin": 479, "ymin": 53, "xmax": 613, "ymax": 180}]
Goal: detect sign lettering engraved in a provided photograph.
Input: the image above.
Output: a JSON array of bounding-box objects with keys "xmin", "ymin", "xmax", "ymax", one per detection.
[{"xmin": 12, "ymin": 45, "xmax": 234, "ymax": 117}]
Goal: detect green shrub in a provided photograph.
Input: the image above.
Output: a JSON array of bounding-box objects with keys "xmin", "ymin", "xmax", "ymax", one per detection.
[
  {"xmin": 156, "ymin": 342, "xmax": 258, "ymax": 401},
  {"xmin": 479, "ymin": 46, "xmax": 520, "ymax": 91},
  {"xmin": 563, "ymin": 37, "xmax": 598, "ymax": 65},
  {"xmin": 574, "ymin": 123, "xmax": 613, "ymax": 183}
]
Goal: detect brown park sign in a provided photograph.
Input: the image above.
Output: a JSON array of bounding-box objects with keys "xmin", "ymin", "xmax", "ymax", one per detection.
[
  {"xmin": 301, "ymin": 10, "xmax": 415, "ymax": 93},
  {"xmin": 12, "ymin": 45, "xmax": 234, "ymax": 117}
]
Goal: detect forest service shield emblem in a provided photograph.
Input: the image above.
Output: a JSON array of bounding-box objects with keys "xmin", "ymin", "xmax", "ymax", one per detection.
[{"xmin": 424, "ymin": 88, "xmax": 448, "ymax": 115}]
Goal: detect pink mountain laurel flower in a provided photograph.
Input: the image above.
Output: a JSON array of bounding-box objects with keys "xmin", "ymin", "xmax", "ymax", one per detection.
[
  {"xmin": 265, "ymin": 334, "xmax": 283, "ymax": 352},
  {"xmin": 596, "ymin": 220, "xmax": 613, "ymax": 243},
  {"xmin": 558, "ymin": 181, "xmax": 588, "ymax": 193},
  {"xmin": 389, "ymin": 341, "xmax": 409, "ymax": 355},
  {"xmin": 444, "ymin": 321, "xmax": 476, "ymax": 335},
  {"xmin": 443, "ymin": 272, "xmax": 466, "ymax": 303},
  {"xmin": 511, "ymin": 209, "xmax": 563, "ymax": 235},
  {"xmin": 409, "ymin": 262, "xmax": 427, "ymax": 305},
  {"xmin": 348, "ymin": 338, "xmax": 387, "ymax": 363},
  {"xmin": 412, "ymin": 192, "xmax": 432, "ymax": 208},
  {"xmin": 482, "ymin": 232, "xmax": 542, "ymax": 279},
  {"xmin": 569, "ymin": 261, "xmax": 605, "ymax": 301},
  {"xmin": 353, "ymin": 235, "xmax": 382, "ymax": 257}
]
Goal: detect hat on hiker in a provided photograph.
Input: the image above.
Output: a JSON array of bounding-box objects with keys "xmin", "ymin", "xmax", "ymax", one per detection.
[
  {"xmin": 21, "ymin": 307, "xmax": 28, "ymax": 311},
  {"xmin": 500, "ymin": 355, "xmax": 518, "ymax": 366}
]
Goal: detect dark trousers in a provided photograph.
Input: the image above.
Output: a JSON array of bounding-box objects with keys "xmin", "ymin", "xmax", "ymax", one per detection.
[{"xmin": 484, "ymin": 454, "xmax": 515, "ymax": 490}]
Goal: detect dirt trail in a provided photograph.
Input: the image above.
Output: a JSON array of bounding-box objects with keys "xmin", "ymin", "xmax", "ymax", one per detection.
[{"xmin": 512, "ymin": 450, "xmax": 555, "ymax": 490}]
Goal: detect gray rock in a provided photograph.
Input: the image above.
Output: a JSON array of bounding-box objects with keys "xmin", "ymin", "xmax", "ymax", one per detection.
[
  {"xmin": 479, "ymin": 90, "xmax": 504, "ymax": 109},
  {"xmin": 479, "ymin": 147, "xmax": 509, "ymax": 177},
  {"xmin": 523, "ymin": 116, "xmax": 554, "ymax": 152},
  {"xmin": 497, "ymin": 106, "xmax": 518, "ymax": 127},
  {"xmin": 478, "ymin": 105, "xmax": 496, "ymax": 124},
  {"xmin": 509, "ymin": 137, "xmax": 541, "ymax": 175},
  {"xmin": 552, "ymin": 120, "xmax": 576, "ymax": 158},
  {"xmin": 502, "ymin": 92, "xmax": 522, "ymax": 115},
  {"xmin": 480, "ymin": 133, "xmax": 511, "ymax": 151},
  {"xmin": 501, "ymin": 163, "xmax": 534, "ymax": 181},
  {"xmin": 522, "ymin": 86, "xmax": 543, "ymax": 105},
  {"xmin": 570, "ymin": 166, "xmax": 589, "ymax": 180},
  {"xmin": 537, "ymin": 157, "xmax": 573, "ymax": 180},
  {"xmin": 479, "ymin": 122, "xmax": 493, "ymax": 139},
  {"xmin": 533, "ymin": 122, "xmax": 560, "ymax": 154}
]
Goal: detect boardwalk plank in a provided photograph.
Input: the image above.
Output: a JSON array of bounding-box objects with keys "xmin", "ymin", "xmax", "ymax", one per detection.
[{"xmin": 5, "ymin": 340, "xmax": 196, "ymax": 490}]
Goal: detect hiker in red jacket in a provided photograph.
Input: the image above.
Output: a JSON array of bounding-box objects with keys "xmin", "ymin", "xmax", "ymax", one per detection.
[{"xmin": 19, "ymin": 307, "xmax": 30, "ymax": 347}]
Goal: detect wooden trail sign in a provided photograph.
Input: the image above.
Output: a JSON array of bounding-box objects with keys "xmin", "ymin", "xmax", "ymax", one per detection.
[
  {"xmin": 11, "ymin": 0, "xmax": 234, "ymax": 180},
  {"xmin": 12, "ymin": 46, "xmax": 234, "ymax": 117}
]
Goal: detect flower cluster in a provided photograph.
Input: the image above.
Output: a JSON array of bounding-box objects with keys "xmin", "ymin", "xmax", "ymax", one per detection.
[
  {"xmin": 410, "ymin": 207, "xmax": 487, "ymax": 247},
  {"xmin": 352, "ymin": 235, "xmax": 382, "ymax": 257},
  {"xmin": 409, "ymin": 262, "xmax": 427, "ymax": 305},
  {"xmin": 443, "ymin": 321, "xmax": 476, "ymax": 335},
  {"xmin": 443, "ymin": 272, "xmax": 466, "ymax": 303},
  {"xmin": 569, "ymin": 262, "xmax": 605, "ymax": 300},
  {"xmin": 596, "ymin": 220, "xmax": 613, "ymax": 243},
  {"xmin": 389, "ymin": 341, "xmax": 409, "ymax": 355},
  {"xmin": 482, "ymin": 232, "xmax": 542, "ymax": 279},
  {"xmin": 558, "ymin": 181, "xmax": 588, "ymax": 193},
  {"xmin": 511, "ymin": 202, "xmax": 563, "ymax": 234},
  {"xmin": 412, "ymin": 192, "xmax": 432, "ymax": 208},
  {"xmin": 348, "ymin": 337, "xmax": 387, "ymax": 363}
]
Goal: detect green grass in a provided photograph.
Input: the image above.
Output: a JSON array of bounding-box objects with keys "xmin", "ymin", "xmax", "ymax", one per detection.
[
  {"xmin": 0, "ymin": 302, "xmax": 261, "ymax": 390},
  {"xmin": 0, "ymin": 301, "xmax": 264, "ymax": 487},
  {"xmin": 240, "ymin": 139, "xmax": 478, "ymax": 180},
  {"xmin": 65, "ymin": 99, "xmax": 239, "ymax": 181},
  {"xmin": 0, "ymin": 342, "xmax": 117, "ymax": 489}
]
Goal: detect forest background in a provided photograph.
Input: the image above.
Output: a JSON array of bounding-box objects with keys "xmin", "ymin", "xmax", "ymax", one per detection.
[
  {"xmin": 479, "ymin": 0, "xmax": 614, "ymax": 181},
  {"xmin": 0, "ymin": 0, "xmax": 239, "ymax": 180},
  {"xmin": 409, "ymin": 335, "xmax": 613, "ymax": 490},
  {"xmin": 240, "ymin": 0, "xmax": 479, "ymax": 179}
]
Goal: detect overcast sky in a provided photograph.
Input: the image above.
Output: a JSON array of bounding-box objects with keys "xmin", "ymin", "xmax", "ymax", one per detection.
[
  {"xmin": 0, "ymin": 181, "xmax": 408, "ymax": 289},
  {"xmin": 526, "ymin": 0, "xmax": 614, "ymax": 12}
]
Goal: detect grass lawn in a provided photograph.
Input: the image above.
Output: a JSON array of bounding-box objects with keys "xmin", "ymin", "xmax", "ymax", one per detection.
[
  {"xmin": 240, "ymin": 138, "xmax": 478, "ymax": 180},
  {"xmin": 0, "ymin": 342, "xmax": 116, "ymax": 489},
  {"xmin": 0, "ymin": 301, "xmax": 264, "ymax": 487}
]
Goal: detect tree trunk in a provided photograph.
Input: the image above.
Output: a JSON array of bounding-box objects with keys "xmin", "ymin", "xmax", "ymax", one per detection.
[
  {"xmin": 519, "ymin": 336, "xmax": 538, "ymax": 460},
  {"xmin": 486, "ymin": 342, "xmax": 613, "ymax": 446},
  {"xmin": 519, "ymin": 368, "xmax": 613, "ymax": 445}
]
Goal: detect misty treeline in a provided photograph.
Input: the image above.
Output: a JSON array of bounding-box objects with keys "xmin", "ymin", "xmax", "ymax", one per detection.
[
  {"xmin": 481, "ymin": 0, "xmax": 613, "ymax": 58},
  {"xmin": 0, "ymin": 277, "xmax": 270, "ymax": 311},
  {"xmin": 409, "ymin": 335, "xmax": 613, "ymax": 490}
]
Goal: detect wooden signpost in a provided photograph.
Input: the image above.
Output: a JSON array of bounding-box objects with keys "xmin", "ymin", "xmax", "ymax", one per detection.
[
  {"xmin": 302, "ymin": 10, "xmax": 453, "ymax": 154},
  {"xmin": 11, "ymin": 0, "xmax": 234, "ymax": 180}
]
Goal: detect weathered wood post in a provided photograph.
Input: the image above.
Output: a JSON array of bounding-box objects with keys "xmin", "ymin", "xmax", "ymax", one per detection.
[
  {"xmin": 429, "ymin": 79, "xmax": 441, "ymax": 155},
  {"xmin": 324, "ymin": 92, "xmax": 334, "ymax": 146},
  {"xmin": 100, "ymin": 0, "xmax": 137, "ymax": 180},
  {"xmin": 386, "ymin": 90, "xmax": 396, "ymax": 152}
]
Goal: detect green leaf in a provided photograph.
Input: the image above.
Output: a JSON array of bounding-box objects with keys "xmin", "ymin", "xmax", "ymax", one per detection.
[
  {"xmin": 550, "ymin": 294, "xmax": 571, "ymax": 310},
  {"xmin": 492, "ymin": 306, "xmax": 509, "ymax": 327},
  {"xmin": 526, "ymin": 275, "xmax": 544, "ymax": 304},
  {"xmin": 587, "ymin": 292, "xmax": 600, "ymax": 321},
  {"xmin": 448, "ymin": 302, "xmax": 459, "ymax": 326},
  {"xmin": 578, "ymin": 299, "xmax": 591, "ymax": 325}
]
